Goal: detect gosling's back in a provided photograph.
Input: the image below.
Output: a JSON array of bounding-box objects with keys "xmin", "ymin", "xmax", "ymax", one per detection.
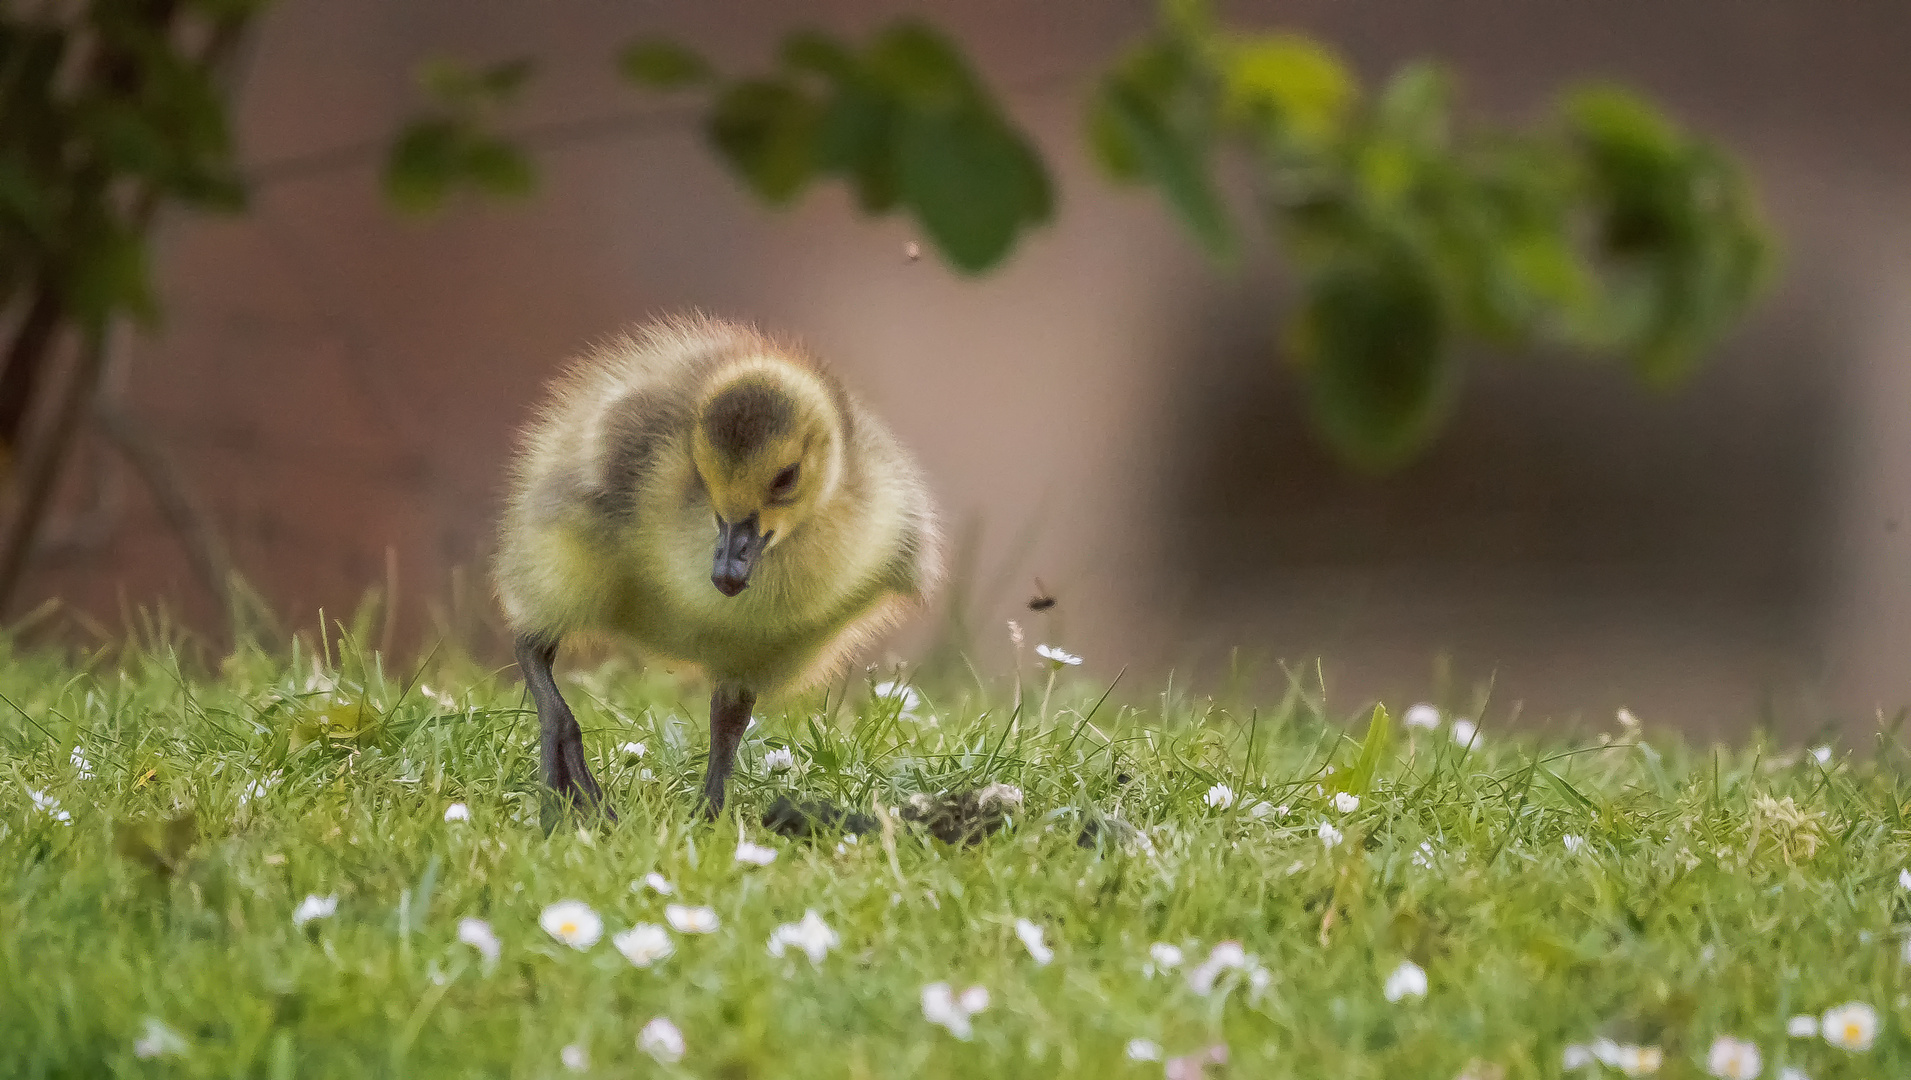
[{"xmin": 495, "ymin": 316, "xmax": 939, "ymax": 693}]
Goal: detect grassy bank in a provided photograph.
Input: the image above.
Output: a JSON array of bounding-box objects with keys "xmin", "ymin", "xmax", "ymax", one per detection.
[{"xmin": 2, "ymin": 637, "xmax": 1907, "ymax": 1078}]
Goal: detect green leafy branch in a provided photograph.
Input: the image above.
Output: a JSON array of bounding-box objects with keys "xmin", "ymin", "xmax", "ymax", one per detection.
[{"xmin": 1086, "ymin": 0, "xmax": 1771, "ymax": 466}]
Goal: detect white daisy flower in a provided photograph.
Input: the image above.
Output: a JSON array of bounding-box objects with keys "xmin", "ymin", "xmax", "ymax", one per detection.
[
  {"xmin": 619, "ymin": 741, "xmax": 647, "ymax": 760},
  {"xmin": 1148, "ymin": 942, "xmax": 1184, "ymax": 974},
  {"xmin": 443, "ymin": 802, "xmax": 471, "ymax": 823},
  {"xmin": 1808, "ymin": 745, "xmax": 1831, "ymax": 764},
  {"xmin": 920, "ymin": 982, "xmax": 988, "ymax": 1039},
  {"xmin": 1035, "ymin": 644, "xmax": 1082, "ymax": 667},
  {"xmin": 133, "ymin": 1017, "xmax": 188, "ymax": 1059},
  {"xmin": 1706, "ymin": 1035, "xmax": 1761, "ymax": 1079},
  {"xmin": 1205, "ymin": 783, "xmax": 1235, "ymax": 810},
  {"xmin": 1787, "ymin": 1015, "xmax": 1819, "ymax": 1038},
  {"xmin": 1186, "ymin": 941, "xmax": 1250, "ymax": 995},
  {"xmin": 1404, "ymin": 703, "xmax": 1442, "ymax": 729},
  {"xmin": 613, "ymin": 923, "xmax": 674, "ymax": 967},
  {"xmin": 1451, "ymin": 718, "xmax": 1480, "ymax": 749},
  {"xmin": 1821, "ymin": 1001, "xmax": 1878, "ymax": 1051},
  {"xmin": 1778, "ymin": 1068, "xmax": 1809, "ymax": 1080},
  {"xmin": 26, "ymin": 788, "xmax": 71, "ymax": 825},
  {"xmin": 1900, "ymin": 868, "xmax": 1911, "ymax": 891},
  {"xmin": 539, "ymin": 900, "xmax": 603, "ymax": 949},
  {"xmin": 873, "ymin": 681, "xmax": 924, "ymax": 717},
  {"xmin": 1319, "ymin": 821, "xmax": 1344, "ymax": 849},
  {"xmin": 421, "ymin": 685, "xmax": 458, "ymax": 710},
  {"xmin": 665, "ymin": 904, "xmax": 719, "ymax": 934},
  {"xmin": 1333, "ymin": 792, "xmax": 1360, "ymax": 813},
  {"xmin": 1412, "ymin": 841, "xmax": 1437, "ymax": 869},
  {"xmin": 1127, "ymin": 1039, "xmax": 1164, "ymax": 1061},
  {"xmin": 1561, "ymin": 1045, "xmax": 1595, "ymax": 1069},
  {"xmin": 292, "ymin": 893, "xmax": 338, "ymax": 927},
  {"xmin": 1246, "ymin": 801, "xmax": 1286, "ymax": 820},
  {"xmin": 560, "ymin": 1043, "xmax": 588, "ymax": 1072},
  {"xmin": 735, "ymin": 839, "xmax": 778, "ymax": 866},
  {"xmin": 1614, "ymin": 1044, "xmax": 1663, "ymax": 1075},
  {"xmin": 1014, "ymin": 918, "xmax": 1054, "ymax": 965},
  {"xmin": 70, "ymin": 747, "xmax": 93, "ymax": 779},
  {"xmin": 763, "ymin": 747, "xmax": 796, "ymax": 773},
  {"xmin": 457, "ymin": 916, "xmax": 501, "ymax": 968},
  {"xmin": 1383, "ymin": 960, "xmax": 1427, "ymax": 1002},
  {"xmin": 767, "ymin": 909, "xmax": 838, "ymax": 964},
  {"xmin": 639, "ymin": 872, "xmax": 674, "ymax": 895},
  {"xmin": 638, "ymin": 1017, "xmax": 685, "ymax": 1063},
  {"xmin": 237, "ymin": 773, "xmax": 275, "ymax": 806},
  {"xmin": 1563, "ymin": 834, "xmax": 1586, "ymax": 855}
]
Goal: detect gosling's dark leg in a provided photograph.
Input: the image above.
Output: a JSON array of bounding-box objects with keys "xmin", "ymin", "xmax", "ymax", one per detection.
[
  {"xmin": 700, "ymin": 683, "xmax": 756, "ymax": 818},
  {"xmin": 515, "ymin": 634, "xmax": 615, "ymax": 824}
]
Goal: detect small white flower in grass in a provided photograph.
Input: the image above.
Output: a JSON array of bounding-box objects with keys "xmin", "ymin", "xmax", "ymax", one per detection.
[
  {"xmin": 1563, "ymin": 834, "xmax": 1586, "ymax": 855},
  {"xmin": 640, "ymin": 872, "xmax": 674, "ymax": 895},
  {"xmin": 1404, "ymin": 702, "xmax": 1442, "ymax": 729},
  {"xmin": 1706, "ymin": 1035, "xmax": 1761, "ymax": 1079},
  {"xmin": 1035, "ymin": 644, "xmax": 1082, "ymax": 667},
  {"xmin": 560, "ymin": 1043, "xmax": 588, "ymax": 1072},
  {"xmin": 921, "ymin": 982, "xmax": 989, "ymax": 1039},
  {"xmin": 133, "ymin": 1017, "xmax": 188, "ymax": 1059},
  {"xmin": 1614, "ymin": 1044, "xmax": 1663, "ymax": 1075},
  {"xmin": 1204, "ymin": 783, "xmax": 1235, "ymax": 810},
  {"xmin": 1127, "ymin": 1039, "xmax": 1163, "ymax": 1062},
  {"xmin": 1562, "ymin": 1045, "xmax": 1594, "ymax": 1070},
  {"xmin": 1319, "ymin": 821, "xmax": 1344, "ymax": 849},
  {"xmin": 1383, "ymin": 960, "xmax": 1427, "ymax": 1002},
  {"xmin": 1014, "ymin": 918, "xmax": 1054, "ymax": 965},
  {"xmin": 443, "ymin": 802, "xmax": 470, "ymax": 823},
  {"xmin": 1007, "ymin": 620, "xmax": 1025, "ymax": 649},
  {"xmin": 614, "ymin": 924, "xmax": 674, "ymax": 967},
  {"xmin": 638, "ymin": 1017, "xmax": 684, "ymax": 1063},
  {"xmin": 1148, "ymin": 942, "xmax": 1184, "ymax": 973},
  {"xmin": 458, "ymin": 917, "xmax": 501, "ymax": 969},
  {"xmin": 71, "ymin": 747, "xmax": 93, "ymax": 779},
  {"xmin": 735, "ymin": 839, "xmax": 778, "ymax": 866},
  {"xmin": 1778, "ymin": 1068, "xmax": 1809, "ymax": 1080},
  {"xmin": 1820, "ymin": 1001, "xmax": 1878, "ymax": 1051},
  {"xmin": 1246, "ymin": 801, "xmax": 1285, "ymax": 820},
  {"xmin": 1451, "ymin": 718, "xmax": 1480, "ymax": 749},
  {"xmin": 292, "ymin": 893, "xmax": 338, "ymax": 927},
  {"xmin": 767, "ymin": 910, "xmax": 838, "ymax": 964},
  {"xmin": 1412, "ymin": 841, "xmax": 1437, "ymax": 869},
  {"xmin": 763, "ymin": 746, "xmax": 796, "ymax": 773},
  {"xmin": 1186, "ymin": 941, "xmax": 1249, "ymax": 995},
  {"xmin": 1333, "ymin": 791, "xmax": 1360, "ymax": 813},
  {"xmin": 619, "ymin": 741, "xmax": 647, "ymax": 760},
  {"xmin": 665, "ymin": 904, "xmax": 719, "ymax": 934},
  {"xmin": 26, "ymin": 788, "xmax": 70, "ymax": 824},
  {"xmin": 1899, "ymin": 868, "xmax": 1911, "ymax": 891},
  {"xmin": 1811, "ymin": 746, "xmax": 1832, "ymax": 765},
  {"xmin": 539, "ymin": 900, "xmax": 602, "ymax": 949},
  {"xmin": 1787, "ymin": 1015, "xmax": 1819, "ymax": 1038},
  {"xmin": 421, "ymin": 685, "xmax": 457, "ymax": 710},
  {"xmin": 873, "ymin": 681, "xmax": 924, "ymax": 717}
]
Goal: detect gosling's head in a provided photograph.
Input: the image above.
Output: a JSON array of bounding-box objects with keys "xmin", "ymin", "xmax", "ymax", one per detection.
[{"xmin": 690, "ymin": 360, "xmax": 847, "ymax": 597}]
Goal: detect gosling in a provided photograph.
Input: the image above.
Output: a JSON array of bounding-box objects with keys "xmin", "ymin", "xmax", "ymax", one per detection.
[{"xmin": 494, "ymin": 315, "xmax": 941, "ymax": 819}]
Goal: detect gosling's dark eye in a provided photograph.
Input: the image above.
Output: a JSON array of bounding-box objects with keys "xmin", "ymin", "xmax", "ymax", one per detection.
[{"xmin": 769, "ymin": 463, "xmax": 800, "ymax": 501}]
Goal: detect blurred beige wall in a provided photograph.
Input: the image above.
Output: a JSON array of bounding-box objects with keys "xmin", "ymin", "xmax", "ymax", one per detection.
[{"xmin": 20, "ymin": 0, "xmax": 1911, "ymax": 737}]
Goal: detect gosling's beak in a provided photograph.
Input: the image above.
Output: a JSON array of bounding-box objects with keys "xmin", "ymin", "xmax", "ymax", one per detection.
[{"xmin": 711, "ymin": 513, "xmax": 767, "ymax": 597}]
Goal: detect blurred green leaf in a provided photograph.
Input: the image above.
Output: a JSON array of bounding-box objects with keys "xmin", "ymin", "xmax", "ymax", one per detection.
[
  {"xmin": 1093, "ymin": 80, "xmax": 1235, "ymax": 261},
  {"xmin": 384, "ymin": 118, "xmax": 463, "ymax": 214},
  {"xmin": 864, "ymin": 21, "xmax": 980, "ymax": 113},
  {"xmin": 896, "ymin": 107, "xmax": 1049, "ymax": 273},
  {"xmin": 418, "ymin": 57, "xmax": 534, "ymax": 109},
  {"xmin": 66, "ymin": 218, "xmax": 155, "ymax": 326},
  {"xmin": 814, "ymin": 82, "xmax": 900, "ymax": 213},
  {"xmin": 1375, "ymin": 63, "xmax": 1453, "ymax": 149},
  {"xmin": 461, "ymin": 136, "xmax": 537, "ymax": 199},
  {"xmin": 618, "ymin": 39, "xmax": 712, "ymax": 88},
  {"xmin": 708, "ymin": 79, "xmax": 820, "ymax": 204},
  {"xmin": 1223, "ymin": 34, "xmax": 1355, "ymax": 145},
  {"xmin": 1292, "ymin": 241, "xmax": 1452, "ymax": 469}
]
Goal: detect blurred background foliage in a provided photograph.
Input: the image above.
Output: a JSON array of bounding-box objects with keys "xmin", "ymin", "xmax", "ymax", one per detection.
[{"xmin": 1, "ymin": 0, "xmax": 1770, "ymax": 616}]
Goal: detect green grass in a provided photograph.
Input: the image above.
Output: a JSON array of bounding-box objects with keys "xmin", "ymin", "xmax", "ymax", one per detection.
[{"xmin": 3, "ymin": 634, "xmax": 1909, "ymax": 1079}]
